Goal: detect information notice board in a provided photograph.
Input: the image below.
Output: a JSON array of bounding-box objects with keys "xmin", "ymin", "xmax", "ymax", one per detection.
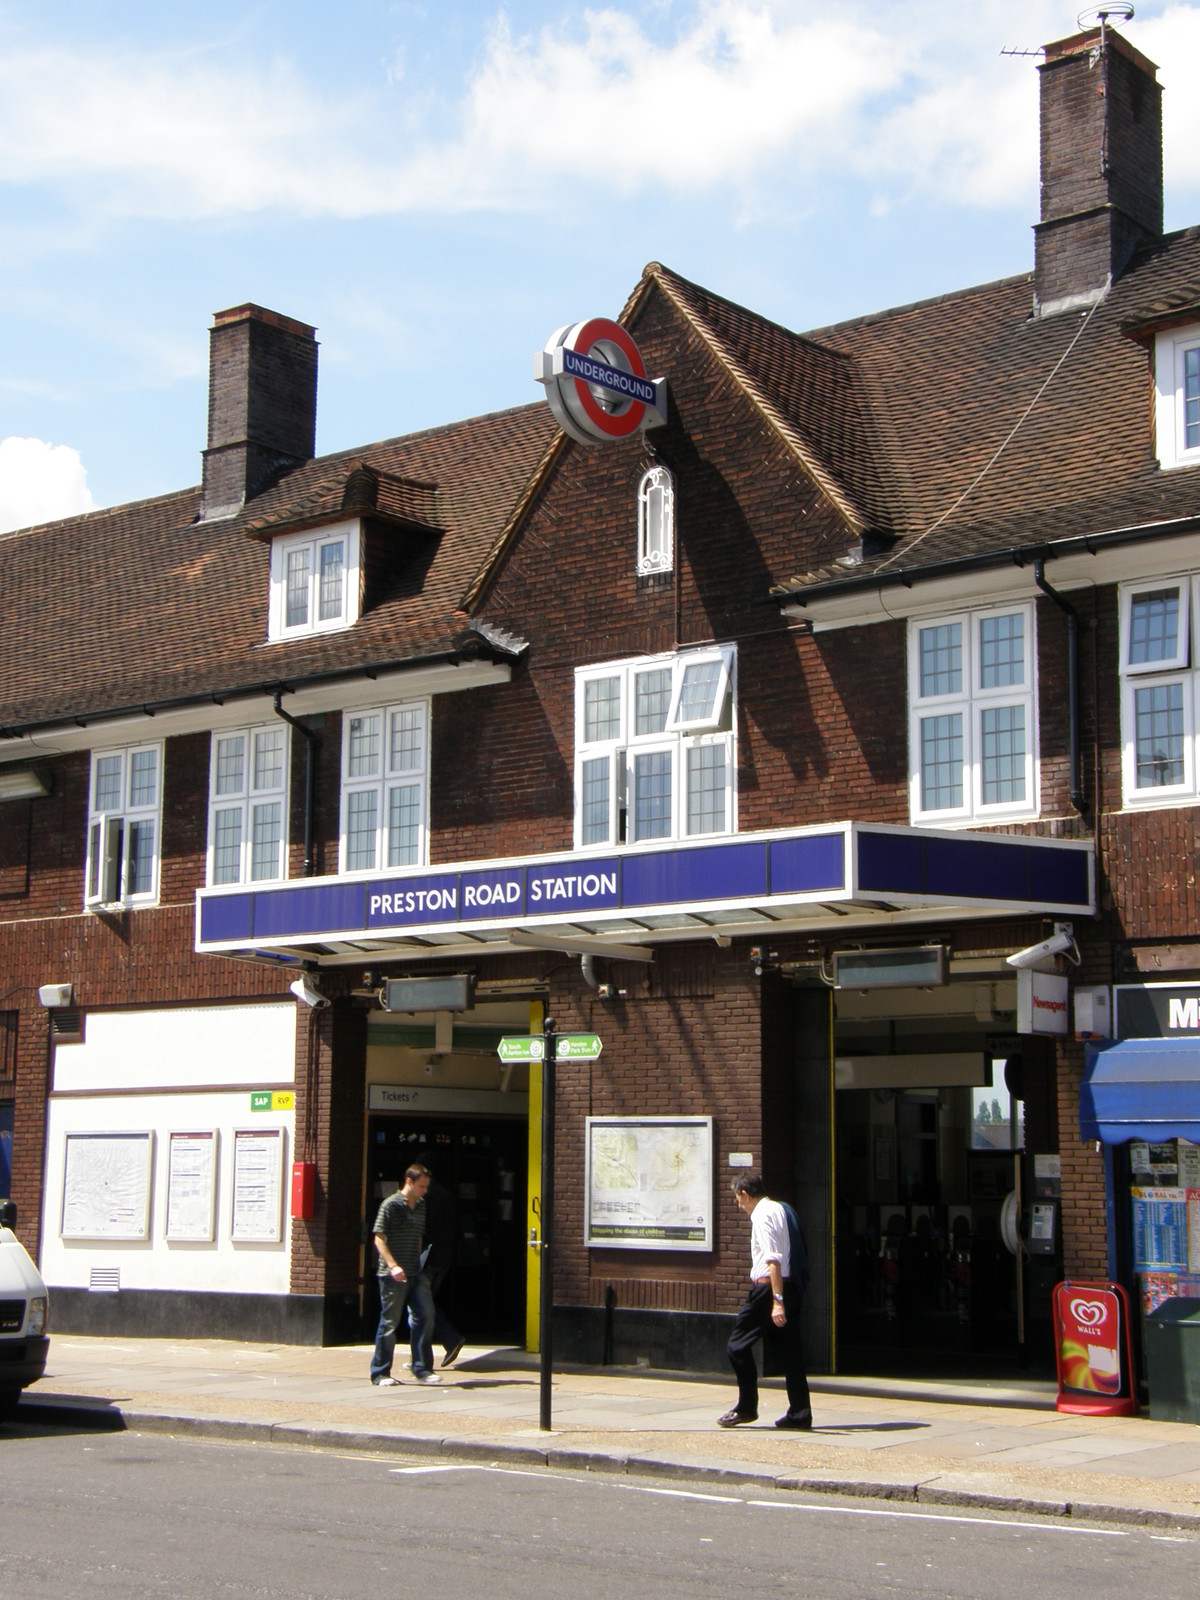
[
  {"xmin": 231, "ymin": 1127, "xmax": 285, "ymax": 1243},
  {"xmin": 165, "ymin": 1130, "xmax": 217, "ymax": 1242}
]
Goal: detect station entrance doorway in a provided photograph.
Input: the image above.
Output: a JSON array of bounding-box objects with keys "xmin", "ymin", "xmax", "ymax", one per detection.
[
  {"xmin": 363, "ymin": 1112, "xmax": 528, "ymax": 1346},
  {"xmin": 818, "ymin": 969, "xmax": 1059, "ymax": 1378}
]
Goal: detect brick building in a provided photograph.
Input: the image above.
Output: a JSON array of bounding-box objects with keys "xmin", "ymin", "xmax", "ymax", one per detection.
[{"xmin": 3, "ymin": 23, "xmax": 1200, "ymax": 1380}]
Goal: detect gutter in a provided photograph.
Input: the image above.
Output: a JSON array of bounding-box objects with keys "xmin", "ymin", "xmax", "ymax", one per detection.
[
  {"xmin": 0, "ymin": 640, "xmax": 509, "ymax": 745},
  {"xmin": 773, "ymin": 513, "xmax": 1200, "ymax": 611}
]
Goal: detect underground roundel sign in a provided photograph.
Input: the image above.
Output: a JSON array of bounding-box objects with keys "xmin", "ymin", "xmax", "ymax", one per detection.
[{"xmin": 534, "ymin": 319, "xmax": 668, "ymax": 446}]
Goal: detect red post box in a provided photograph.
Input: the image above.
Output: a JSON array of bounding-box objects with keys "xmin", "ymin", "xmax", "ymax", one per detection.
[{"xmin": 291, "ymin": 1161, "xmax": 317, "ymax": 1220}]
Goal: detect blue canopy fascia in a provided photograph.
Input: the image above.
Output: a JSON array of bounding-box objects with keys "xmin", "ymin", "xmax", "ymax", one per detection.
[{"xmin": 1080, "ymin": 1038, "xmax": 1200, "ymax": 1145}]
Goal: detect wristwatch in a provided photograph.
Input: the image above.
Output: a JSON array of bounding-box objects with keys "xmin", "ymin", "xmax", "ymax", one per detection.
[{"xmin": 773, "ymin": 1293, "xmax": 784, "ymax": 1303}]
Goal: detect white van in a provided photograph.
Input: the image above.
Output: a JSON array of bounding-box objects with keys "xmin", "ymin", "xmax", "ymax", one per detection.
[{"xmin": 0, "ymin": 1200, "xmax": 49, "ymax": 1419}]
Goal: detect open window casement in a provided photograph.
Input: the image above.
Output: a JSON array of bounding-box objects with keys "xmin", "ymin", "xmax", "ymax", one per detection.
[
  {"xmin": 86, "ymin": 814, "xmax": 123, "ymax": 907},
  {"xmin": 667, "ymin": 648, "xmax": 734, "ymax": 734}
]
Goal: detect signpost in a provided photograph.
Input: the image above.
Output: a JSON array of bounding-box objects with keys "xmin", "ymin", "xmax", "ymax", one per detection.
[{"xmin": 497, "ymin": 1023, "xmax": 603, "ymax": 1429}]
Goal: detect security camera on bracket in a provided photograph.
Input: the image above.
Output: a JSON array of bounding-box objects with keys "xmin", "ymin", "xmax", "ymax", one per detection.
[
  {"xmin": 289, "ymin": 975, "xmax": 329, "ymax": 1009},
  {"xmin": 1006, "ymin": 923, "xmax": 1078, "ymax": 971}
]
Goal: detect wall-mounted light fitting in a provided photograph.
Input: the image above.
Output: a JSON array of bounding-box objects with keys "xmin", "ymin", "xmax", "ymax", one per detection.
[
  {"xmin": 37, "ymin": 982, "xmax": 74, "ymax": 1009},
  {"xmin": 0, "ymin": 767, "xmax": 51, "ymax": 801}
]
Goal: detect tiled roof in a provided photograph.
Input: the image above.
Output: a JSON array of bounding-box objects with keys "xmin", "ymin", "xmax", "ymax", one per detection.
[
  {"xmin": 0, "ymin": 404, "xmax": 556, "ymax": 732},
  {"xmin": 644, "ymin": 264, "xmax": 901, "ymax": 536},
  {"xmin": 768, "ymin": 227, "xmax": 1200, "ymax": 593}
]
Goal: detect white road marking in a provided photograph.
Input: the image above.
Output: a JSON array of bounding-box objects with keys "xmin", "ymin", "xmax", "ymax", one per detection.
[{"xmin": 746, "ymin": 1500, "xmax": 1127, "ymax": 1537}]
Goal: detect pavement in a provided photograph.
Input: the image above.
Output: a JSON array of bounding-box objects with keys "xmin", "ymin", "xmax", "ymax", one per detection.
[{"xmin": 12, "ymin": 1336, "xmax": 1200, "ymax": 1531}]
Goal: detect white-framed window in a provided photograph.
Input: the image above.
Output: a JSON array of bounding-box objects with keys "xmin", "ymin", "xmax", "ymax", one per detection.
[
  {"xmin": 207, "ymin": 725, "xmax": 289, "ymax": 885},
  {"xmin": 907, "ymin": 603, "xmax": 1037, "ymax": 825},
  {"xmin": 637, "ymin": 465, "xmax": 674, "ymax": 576},
  {"xmin": 268, "ymin": 519, "xmax": 361, "ymax": 641},
  {"xmin": 85, "ymin": 743, "xmax": 163, "ymax": 907},
  {"xmin": 574, "ymin": 648, "xmax": 736, "ymax": 848},
  {"xmin": 1154, "ymin": 326, "xmax": 1200, "ymax": 471},
  {"xmin": 1119, "ymin": 575, "xmax": 1200, "ymax": 805},
  {"xmin": 340, "ymin": 700, "xmax": 430, "ymax": 873}
]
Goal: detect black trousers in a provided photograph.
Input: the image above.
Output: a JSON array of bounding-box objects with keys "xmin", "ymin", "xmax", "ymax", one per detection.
[{"xmin": 726, "ymin": 1280, "xmax": 812, "ymax": 1421}]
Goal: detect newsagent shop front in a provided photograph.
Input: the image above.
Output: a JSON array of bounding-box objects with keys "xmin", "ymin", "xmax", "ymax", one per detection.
[
  {"xmin": 1081, "ymin": 983, "xmax": 1200, "ymax": 1376},
  {"xmin": 195, "ymin": 820, "xmax": 1093, "ymax": 1375}
]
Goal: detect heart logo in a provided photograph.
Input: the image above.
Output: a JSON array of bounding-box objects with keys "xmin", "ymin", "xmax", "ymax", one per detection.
[{"xmin": 1070, "ymin": 1298, "xmax": 1105, "ymax": 1327}]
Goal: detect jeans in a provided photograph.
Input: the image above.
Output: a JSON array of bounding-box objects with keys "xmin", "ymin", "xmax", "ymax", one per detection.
[{"xmin": 370, "ymin": 1271, "xmax": 435, "ymax": 1381}]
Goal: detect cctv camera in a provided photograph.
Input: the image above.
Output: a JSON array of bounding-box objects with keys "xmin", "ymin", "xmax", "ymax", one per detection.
[
  {"xmin": 1006, "ymin": 924, "xmax": 1076, "ymax": 971},
  {"xmin": 37, "ymin": 983, "xmax": 73, "ymax": 1009},
  {"xmin": 289, "ymin": 976, "xmax": 328, "ymax": 1009}
]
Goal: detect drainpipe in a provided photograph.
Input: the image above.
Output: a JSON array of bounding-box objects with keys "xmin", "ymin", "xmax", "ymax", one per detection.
[
  {"xmin": 1033, "ymin": 561, "xmax": 1085, "ymax": 815},
  {"xmin": 272, "ymin": 691, "xmax": 317, "ymax": 877}
]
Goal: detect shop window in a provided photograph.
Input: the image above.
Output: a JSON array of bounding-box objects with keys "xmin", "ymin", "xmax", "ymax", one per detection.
[
  {"xmin": 907, "ymin": 603, "xmax": 1038, "ymax": 825},
  {"xmin": 340, "ymin": 700, "xmax": 429, "ymax": 873},
  {"xmin": 85, "ymin": 743, "xmax": 162, "ymax": 908},
  {"xmin": 574, "ymin": 648, "xmax": 736, "ymax": 847},
  {"xmin": 207, "ymin": 725, "xmax": 289, "ymax": 885}
]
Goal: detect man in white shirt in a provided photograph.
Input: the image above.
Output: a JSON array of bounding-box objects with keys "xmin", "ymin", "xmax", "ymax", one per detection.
[{"xmin": 718, "ymin": 1174, "xmax": 813, "ymax": 1430}]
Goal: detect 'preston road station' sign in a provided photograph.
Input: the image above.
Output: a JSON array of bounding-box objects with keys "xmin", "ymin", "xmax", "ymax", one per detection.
[{"xmin": 534, "ymin": 318, "xmax": 667, "ymax": 445}]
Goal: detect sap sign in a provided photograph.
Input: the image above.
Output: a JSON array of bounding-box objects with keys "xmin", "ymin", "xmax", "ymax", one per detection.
[{"xmin": 534, "ymin": 319, "xmax": 667, "ymax": 445}]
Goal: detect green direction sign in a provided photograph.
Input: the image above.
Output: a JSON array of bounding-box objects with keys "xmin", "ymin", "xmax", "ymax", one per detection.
[
  {"xmin": 497, "ymin": 1035, "xmax": 545, "ymax": 1062},
  {"xmin": 555, "ymin": 1033, "xmax": 603, "ymax": 1061}
]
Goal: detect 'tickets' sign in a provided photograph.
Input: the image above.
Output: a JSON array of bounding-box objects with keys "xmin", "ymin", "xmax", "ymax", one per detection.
[
  {"xmin": 534, "ymin": 319, "xmax": 668, "ymax": 445},
  {"xmin": 1051, "ymin": 1280, "xmax": 1137, "ymax": 1415}
]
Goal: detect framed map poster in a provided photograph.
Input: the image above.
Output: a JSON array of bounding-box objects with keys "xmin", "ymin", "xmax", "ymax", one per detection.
[
  {"xmin": 165, "ymin": 1130, "xmax": 218, "ymax": 1242},
  {"xmin": 61, "ymin": 1131, "xmax": 154, "ymax": 1240},
  {"xmin": 585, "ymin": 1115, "xmax": 713, "ymax": 1251}
]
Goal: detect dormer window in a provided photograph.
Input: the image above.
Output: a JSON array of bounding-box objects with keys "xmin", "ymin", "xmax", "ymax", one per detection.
[
  {"xmin": 637, "ymin": 465, "xmax": 674, "ymax": 576},
  {"xmin": 1154, "ymin": 326, "xmax": 1200, "ymax": 471},
  {"xmin": 268, "ymin": 520, "xmax": 360, "ymax": 640}
]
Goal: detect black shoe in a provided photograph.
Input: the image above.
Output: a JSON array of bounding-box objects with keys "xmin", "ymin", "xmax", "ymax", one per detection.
[
  {"xmin": 717, "ymin": 1408, "xmax": 757, "ymax": 1428},
  {"xmin": 442, "ymin": 1340, "xmax": 465, "ymax": 1369},
  {"xmin": 774, "ymin": 1413, "xmax": 813, "ymax": 1430}
]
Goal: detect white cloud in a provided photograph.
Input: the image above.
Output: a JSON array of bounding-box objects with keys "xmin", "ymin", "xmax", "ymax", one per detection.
[
  {"xmin": 0, "ymin": 437, "xmax": 96, "ymax": 534},
  {"xmin": 0, "ymin": 3, "xmax": 1197, "ymax": 221}
]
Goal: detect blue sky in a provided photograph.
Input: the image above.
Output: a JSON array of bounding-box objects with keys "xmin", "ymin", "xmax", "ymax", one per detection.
[{"xmin": 3, "ymin": 1, "xmax": 1200, "ymax": 530}]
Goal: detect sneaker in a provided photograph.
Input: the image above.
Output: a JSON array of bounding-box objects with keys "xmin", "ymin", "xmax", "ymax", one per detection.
[
  {"xmin": 414, "ymin": 1371, "xmax": 441, "ymax": 1384},
  {"xmin": 442, "ymin": 1340, "xmax": 465, "ymax": 1369},
  {"xmin": 716, "ymin": 1408, "xmax": 756, "ymax": 1428},
  {"xmin": 372, "ymin": 1375, "xmax": 402, "ymax": 1387}
]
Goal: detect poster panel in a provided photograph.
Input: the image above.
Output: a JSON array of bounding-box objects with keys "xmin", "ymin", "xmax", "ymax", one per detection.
[
  {"xmin": 61, "ymin": 1131, "xmax": 153, "ymax": 1240},
  {"xmin": 231, "ymin": 1127, "xmax": 285, "ymax": 1243},
  {"xmin": 585, "ymin": 1115, "xmax": 712, "ymax": 1250},
  {"xmin": 165, "ymin": 1130, "xmax": 218, "ymax": 1242},
  {"xmin": 1131, "ymin": 1186, "xmax": 1189, "ymax": 1271}
]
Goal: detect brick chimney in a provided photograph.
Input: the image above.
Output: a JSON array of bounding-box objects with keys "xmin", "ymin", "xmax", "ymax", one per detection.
[
  {"xmin": 1034, "ymin": 24, "xmax": 1162, "ymax": 317},
  {"xmin": 199, "ymin": 304, "xmax": 318, "ymax": 520}
]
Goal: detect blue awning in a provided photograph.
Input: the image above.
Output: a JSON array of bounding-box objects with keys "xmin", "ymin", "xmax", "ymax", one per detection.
[{"xmin": 1080, "ymin": 1038, "xmax": 1200, "ymax": 1144}]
